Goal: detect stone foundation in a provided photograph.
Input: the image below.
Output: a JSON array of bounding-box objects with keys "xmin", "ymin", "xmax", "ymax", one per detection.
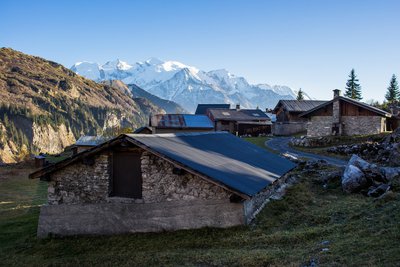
[
  {"xmin": 37, "ymin": 200, "xmax": 244, "ymax": 238},
  {"xmin": 342, "ymin": 116, "xmax": 385, "ymax": 136},
  {"xmin": 306, "ymin": 116, "xmax": 334, "ymax": 137}
]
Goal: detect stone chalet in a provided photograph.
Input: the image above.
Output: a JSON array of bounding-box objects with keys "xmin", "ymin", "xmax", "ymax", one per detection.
[
  {"xmin": 206, "ymin": 105, "xmax": 272, "ymax": 136},
  {"xmin": 300, "ymin": 89, "xmax": 392, "ymax": 137},
  {"xmin": 29, "ymin": 132, "xmax": 295, "ymax": 237},
  {"xmin": 150, "ymin": 114, "xmax": 214, "ymax": 134},
  {"xmin": 273, "ymin": 100, "xmax": 327, "ymax": 136}
]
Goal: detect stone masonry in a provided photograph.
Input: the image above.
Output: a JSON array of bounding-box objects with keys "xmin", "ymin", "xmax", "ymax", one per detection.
[
  {"xmin": 48, "ymin": 154, "xmax": 109, "ymax": 205},
  {"xmin": 140, "ymin": 151, "xmax": 232, "ymax": 203},
  {"xmin": 47, "ymin": 149, "xmax": 232, "ymax": 205},
  {"xmin": 342, "ymin": 116, "xmax": 385, "ymax": 136},
  {"xmin": 306, "ymin": 116, "xmax": 334, "ymax": 137}
]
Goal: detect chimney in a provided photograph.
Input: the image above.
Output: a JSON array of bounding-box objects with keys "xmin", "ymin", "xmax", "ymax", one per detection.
[
  {"xmin": 236, "ymin": 104, "xmax": 240, "ymax": 111},
  {"xmin": 333, "ymin": 89, "xmax": 341, "ymax": 99}
]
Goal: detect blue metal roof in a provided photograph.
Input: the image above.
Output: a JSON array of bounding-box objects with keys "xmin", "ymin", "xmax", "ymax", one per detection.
[
  {"xmin": 183, "ymin": 114, "xmax": 214, "ymax": 128},
  {"xmin": 127, "ymin": 132, "xmax": 296, "ymax": 197}
]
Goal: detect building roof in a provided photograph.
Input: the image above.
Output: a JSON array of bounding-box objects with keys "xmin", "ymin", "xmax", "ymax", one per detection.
[
  {"xmin": 150, "ymin": 114, "xmax": 214, "ymax": 129},
  {"xmin": 273, "ymin": 100, "xmax": 328, "ymax": 113},
  {"xmin": 195, "ymin": 104, "xmax": 231, "ymax": 115},
  {"xmin": 300, "ymin": 96, "xmax": 392, "ymax": 118},
  {"xmin": 133, "ymin": 126, "xmax": 152, "ymax": 134},
  {"xmin": 30, "ymin": 132, "xmax": 296, "ymax": 198},
  {"xmin": 75, "ymin": 136, "xmax": 108, "ymax": 146},
  {"xmin": 208, "ymin": 108, "xmax": 270, "ymax": 122}
]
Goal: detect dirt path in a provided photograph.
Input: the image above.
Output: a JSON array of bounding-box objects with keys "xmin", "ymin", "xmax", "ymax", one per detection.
[{"xmin": 266, "ymin": 137, "xmax": 347, "ymax": 167}]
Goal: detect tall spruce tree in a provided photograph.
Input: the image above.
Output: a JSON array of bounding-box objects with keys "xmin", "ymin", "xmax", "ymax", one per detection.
[
  {"xmin": 385, "ymin": 74, "xmax": 399, "ymax": 103},
  {"xmin": 344, "ymin": 69, "xmax": 362, "ymax": 100},
  {"xmin": 296, "ymin": 88, "xmax": 304, "ymax": 100}
]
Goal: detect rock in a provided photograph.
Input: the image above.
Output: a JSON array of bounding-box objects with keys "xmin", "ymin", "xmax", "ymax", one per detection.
[
  {"xmin": 348, "ymin": 154, "xmax": 371, "ymax": 172},
  {"xmin": 380, "ymin": 167, "xmax": 400, "ymax": 182},
  {"xmin": 342, "ymin": 164, "xmax": 368, "ymax": 193},
  {"xmin": 304, "ymin": 159, "xmax": 328, "ymax": 170},
  {"xmin": 367, "ymin": 184, "xmax": 390, "ymax": 198}
]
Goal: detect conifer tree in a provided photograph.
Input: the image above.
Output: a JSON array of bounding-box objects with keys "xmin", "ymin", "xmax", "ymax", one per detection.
[
  {"xmin": 385, "ymin": 74, "xmax": 399, "ymax": 103},
  {"xmin": 344, "ymin": 69, "xmax": 362, "ymax": 100},
  {"xmin": 296, "ymin": 88, "xmax": 304, "ymax": 100}
]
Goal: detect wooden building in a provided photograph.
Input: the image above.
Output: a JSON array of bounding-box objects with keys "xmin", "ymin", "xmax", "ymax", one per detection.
[
  {"xmin": 272, "ymin": 100, "xmax": 327, "ymax": 136},
  {"xmin": 150, "ymin": 114, "xmax": 214, "ymax": 134},
  {"xmin": 300, "ymin": 89, "xmax": 392, "ymax": 137},
  {"xmin": 72, "ymin": 136, "xmax": 108, "ymax": 154},
  {"xmin": 206, "ymin": 105, "xmax": 272, "ymax": 136},
  {"xmin": 29, "ymin": 132, "xmax": 295, "ymax": 237}
]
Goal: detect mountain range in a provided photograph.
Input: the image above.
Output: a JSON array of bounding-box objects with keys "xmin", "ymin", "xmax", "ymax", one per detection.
[{"xmin": 71, "ymin": 58, "xmax": 306, "ymax": 113}]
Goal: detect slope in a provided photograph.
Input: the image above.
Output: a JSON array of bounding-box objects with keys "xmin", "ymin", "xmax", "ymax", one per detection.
[{"xmin": 0, "ymin": 48, "xmax": 160, "ymax": 163}]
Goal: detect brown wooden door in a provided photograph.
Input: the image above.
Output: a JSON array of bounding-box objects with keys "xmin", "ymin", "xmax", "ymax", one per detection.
[{"xmin": 112, "ymin": 152, "xmax": 142, "ymax": 198}]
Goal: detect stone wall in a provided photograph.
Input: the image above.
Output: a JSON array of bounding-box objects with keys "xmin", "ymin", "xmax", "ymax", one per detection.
[
  {"xmin": 140, "ymin": 151, "xmax": 232, "ymax": 203},
  {"xmin": 273, "ymin": 122, "xmax": 307, "ymax": 136},
  {"xmin": 306, "ymin": 116, "xmax": 334, "ymax": 137},
  {"xmin": 48, "ymin": 150, "xmax": 232, "ymax": 205},
  {"xmin": 306, "ymin": 116, "xmax": 386, "ymax": 137},
  {"xmin": 243, "ymin": 172, "xmax": 298, "ymax": 223},
  {"xmin": 48, "ymin": 154, "xmax": 110, "ymax": 205},
  {"xmin": 342, "ymin": 116, "xmax": 385, "ymax": 136}
]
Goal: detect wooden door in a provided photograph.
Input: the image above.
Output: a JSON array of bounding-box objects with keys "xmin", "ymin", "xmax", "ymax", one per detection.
[{"xmin": 112, "ymin": 152, "xmax": 142, "ymax": 198}]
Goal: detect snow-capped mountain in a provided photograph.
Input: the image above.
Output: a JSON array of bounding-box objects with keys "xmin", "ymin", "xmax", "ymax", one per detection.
[{"xmin": 71, "ymin": 58, "xmax": 305, "ymax": 113}]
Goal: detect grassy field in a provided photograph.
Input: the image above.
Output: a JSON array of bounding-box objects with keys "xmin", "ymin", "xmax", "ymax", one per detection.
[{"xmin": 1, "ymin": 138, "xmax": 400, "ymax": 266}]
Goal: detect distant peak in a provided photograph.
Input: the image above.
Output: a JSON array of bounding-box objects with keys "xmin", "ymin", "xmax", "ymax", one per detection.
[
  {"xmin": 102, "ymin": 59, "xmax": 132, "ymax": 70},
  {"xmin": 145, "ymin": 57, "xmax": 164, "ymax": 65}
]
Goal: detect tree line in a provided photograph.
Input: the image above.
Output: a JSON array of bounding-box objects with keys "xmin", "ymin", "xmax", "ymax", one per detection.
[{"xmin": 296, "ymin": 69, "xmax": 399, "ymax": 108}]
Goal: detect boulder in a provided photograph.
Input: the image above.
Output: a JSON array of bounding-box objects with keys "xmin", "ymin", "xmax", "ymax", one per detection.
[
  {"xmin": 380, "ymin": 167, "xmax": 400, "ymax": 182},
  {"xmin": 348, "ymin": 154, "xmax": 371, "ymax": 172},
  {"xmin": 342, "ymin": 164, "xmax": 368, "ymax": 193},
  {"xmin": 367, "ymin": 184, "xmax": 390, "ymax": 198}
]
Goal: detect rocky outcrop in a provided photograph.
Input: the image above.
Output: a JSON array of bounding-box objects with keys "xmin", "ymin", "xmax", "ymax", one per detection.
[
  {"xmin": 341, "ymin": 154, "xmax": 400, "ymax": 197},
  {"xmin": 32, "ymin": 123, "xmax": 75, "ymax": 155}
]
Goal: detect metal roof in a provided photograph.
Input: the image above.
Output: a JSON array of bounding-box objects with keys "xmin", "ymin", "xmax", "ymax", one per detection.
[
  {"xmin": 208, "ymin": 108, "xmax": 270, "ymax": 121},
  {"xmin": 133, "ymin": 126, "xmax": 152, "ymax": 134},
  {"xmin": 75, "ymin": 136, "xmax": 108, "ymax": 146},
  {"xmin": 300, "ymin": 96, "xmax": 392, "ymax": 117},
  {"xmin": 30, "ymin": 132, "xmax": 296, "ymax": 197},
  {"xmin": 273, "ymin": 100, "xmax": 328, "ymax": 113},
  {"xmin": 195, "ymin": 104, "xmax": 231, "ymax": 115},
  {"xmin": 150, "ymin": 114, "xmax": 214, "ymax": 129},
  {"xmin": 127, "ymin": 132, "xmax": 295, "ymax": 196}
]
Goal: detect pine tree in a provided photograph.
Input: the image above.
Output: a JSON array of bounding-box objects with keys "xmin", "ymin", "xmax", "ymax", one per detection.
[
  {"xmin": 385, "ymin": 74, "xmax": 399, "ymax": 103},
  {"xmin": 344, "ymin": 69, "xmax": 362, "ymax": 100},
  {"xmin": 296, "ymin": 88, "xmax": 304, "ymax": 100}
]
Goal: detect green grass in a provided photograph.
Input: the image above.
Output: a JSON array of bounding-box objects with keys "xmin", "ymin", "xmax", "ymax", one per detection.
[
  {"xmin": 1, "ymin": 161, "xmax": 400, "ymax": 266},
  {"xmin": 243, "ymin": 136, "xmax": 277, "ymax": 154}
]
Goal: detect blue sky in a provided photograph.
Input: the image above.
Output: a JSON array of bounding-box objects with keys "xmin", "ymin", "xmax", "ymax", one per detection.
[{"xmin": 1, "ymin": 0, "xmax": 399, "ymax": 101}]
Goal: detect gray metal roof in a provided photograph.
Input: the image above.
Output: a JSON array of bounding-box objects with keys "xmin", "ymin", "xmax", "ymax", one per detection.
[
  {"xmin": 300, "ymin": 96, "xmax": 392, "ymax": 117},
  {"xmin": 127, "ymin": 132, "xmax": 295, "ymax": 196},
  {"xmin": 274, "ymin": 100, "xmax": 328, "ymax": 112},
  {"xmin": 208, "ymin": 108, "xmax": 270, "ymax": 121},
  {"xmin": 195, "ymin": 104, "xmax": 231, "ymax": 115},
  {"xmin": 150, "ymin": 114, "xmax": 214, "ymax": 129},
  {"xmin": 75, "ymin": 136, "xmax": 108, "ymax": 146}
]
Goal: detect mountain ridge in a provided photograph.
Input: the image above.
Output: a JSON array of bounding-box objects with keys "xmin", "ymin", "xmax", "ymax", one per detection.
[{"xmin": 71, "ymin": 58, "xmax": 307, "ymax": 113}]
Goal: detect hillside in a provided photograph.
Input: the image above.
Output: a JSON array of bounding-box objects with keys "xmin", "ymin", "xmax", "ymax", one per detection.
[
  {"xmin": 0, "ymin": 48, "xmax": 161, "ymax": 163},
  {"xmin": 101, "ymin": 80, "xmax": 184, "ymax": 114}
]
